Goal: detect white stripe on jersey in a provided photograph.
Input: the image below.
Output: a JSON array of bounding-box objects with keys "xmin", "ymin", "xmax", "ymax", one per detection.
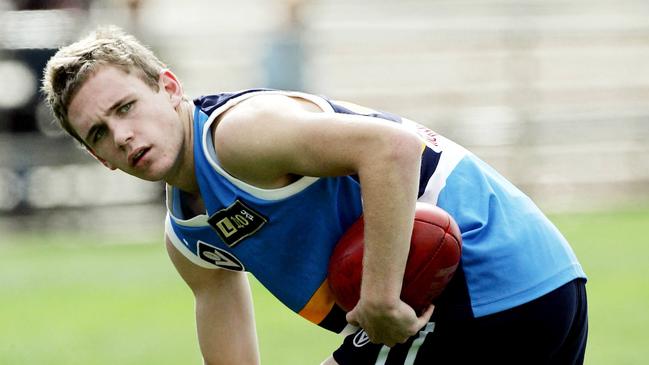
[
  {"xmin": 398, "ymin": 118, "xmax": 467, "ymax": 205},
  {"xmin": 165, "ymin": 214, "xmax": 219, "ymax": 269},
  {"xmin": 418, "ymin": 136, "xmax": 467, "ymax": 205}
]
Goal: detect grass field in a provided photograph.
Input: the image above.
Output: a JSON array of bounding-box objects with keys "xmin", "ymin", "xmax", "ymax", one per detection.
[{"xmin": 1, "ymin": 207, "xmax": 648, "ymax": 364}]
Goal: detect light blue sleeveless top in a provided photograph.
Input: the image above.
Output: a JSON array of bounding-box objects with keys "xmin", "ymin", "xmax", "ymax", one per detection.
[{"xmin": 165, "ymin": 89, "xmax": 586, "ymax": 333}]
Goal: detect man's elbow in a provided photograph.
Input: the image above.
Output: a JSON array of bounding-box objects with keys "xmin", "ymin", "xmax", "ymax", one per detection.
[{"xmin": 384, "ymin": 128, "xmax": 424, "ymax": 167}]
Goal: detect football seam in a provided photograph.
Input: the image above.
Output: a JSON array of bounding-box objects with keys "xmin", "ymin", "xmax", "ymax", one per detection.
[
  {"xmin": 406, "ymin": 217, "xmax": 451, "ymax": 290},
  {"xmin": 405, "ymin": 215, "xmax": 460, "ymax": 303},
  {"xmin": 443, "ymin": 215, "xmax": 462, "ymax": 251},
  {"xmin": 412, "ymin": 217, "xmax": 449, "ymax": 264}
]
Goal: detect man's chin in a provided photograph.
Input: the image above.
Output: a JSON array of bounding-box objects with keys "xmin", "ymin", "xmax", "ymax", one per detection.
[
  {"xmin": 141, "ymin": 173, "xmax": 166, "ymax": 182},
  {"xmin": 124, "ymin": 168, "xmax": 165, "ymax": 182}
]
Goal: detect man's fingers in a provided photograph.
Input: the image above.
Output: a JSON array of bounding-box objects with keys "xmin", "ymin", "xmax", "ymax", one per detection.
[
  {"xmin": 345, "ymin": 310, "xmax": 360, "ymax": 327},
  {"xmin": 374, "ymin": 333, "xmax": 407, "ymax": 347},
  {"xmin": 346, "ymin": 301, "xmax": 433, "ymax": 347},
  {"xmin": 417, "ymin": 304, "xmax": 435, "ymax": 325}
]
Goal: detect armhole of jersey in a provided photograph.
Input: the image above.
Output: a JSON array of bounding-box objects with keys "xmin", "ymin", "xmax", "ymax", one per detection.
[
  {"xmin": 199, "ymin": 91, "xmax": 333, "ymax": 201},
  {"xmin": 165, "ymin": 214, "xmax": 220, "ymax": 269},
  {"xmin": 404, "ymin": 117, "xmax": 469, "ymax": 205},
  {"xmin": 165, "ymin": 184, "xmax": 209, "ymax": 226}
]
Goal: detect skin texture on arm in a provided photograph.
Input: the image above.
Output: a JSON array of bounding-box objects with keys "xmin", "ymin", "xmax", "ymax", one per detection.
[
  {"xmin": 213, "ymin": 94, "xmax": 433, "ymax": 347},
  {"xmin": 165, "ymin": 237, "xmax": 260, "ymax": 365}
]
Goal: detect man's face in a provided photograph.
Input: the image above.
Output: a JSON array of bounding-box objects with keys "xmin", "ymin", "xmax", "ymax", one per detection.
[{"xmin": 68, "ymin": 65, "xmax": 186, "ymax": 182}]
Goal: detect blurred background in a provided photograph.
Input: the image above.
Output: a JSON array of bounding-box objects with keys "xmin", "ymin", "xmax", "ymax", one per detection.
[
  {"xmin": 1, "ymin": 0, "xmax": 648, "ymax": 235},
  {"xmin": 1, "ymin": 0, "xmax": 648, "ymax": 364}
]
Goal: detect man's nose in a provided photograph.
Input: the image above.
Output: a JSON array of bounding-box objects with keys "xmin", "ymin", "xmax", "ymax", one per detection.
[{"xmin": 113, "ymin": 123, "xmax": 134, "ymax": 147}]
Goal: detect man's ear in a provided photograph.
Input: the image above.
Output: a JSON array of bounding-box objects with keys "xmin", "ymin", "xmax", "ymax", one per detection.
[
  {"xmin": 159, "ymin": 69, "xmax": 183, "ymax": 108},
  {"xmin": 86, "ymin": 147, "xmax": 116, "ymax": 170}
]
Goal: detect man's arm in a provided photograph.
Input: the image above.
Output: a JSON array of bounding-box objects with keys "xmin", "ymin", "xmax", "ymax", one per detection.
[
  {"xmin": 213, "ymin": 94, "xmax": 433, "ymax": 346},
  {"xmin": 165, "ymin": 237, "xmax": 260, "ymax": 365}
]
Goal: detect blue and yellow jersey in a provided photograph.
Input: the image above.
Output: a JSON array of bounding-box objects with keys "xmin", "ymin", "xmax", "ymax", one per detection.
[{"xmin": 165, "ymin": 89, "xmax": 586, "ymax": 333}]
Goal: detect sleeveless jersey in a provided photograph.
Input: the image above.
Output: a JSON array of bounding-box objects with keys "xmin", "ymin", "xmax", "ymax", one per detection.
[{"xmin": 165, "ymin": 89, "xmax": 586, "ymax": 334}]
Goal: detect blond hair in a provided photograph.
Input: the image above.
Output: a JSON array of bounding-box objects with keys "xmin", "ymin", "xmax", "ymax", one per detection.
[{"xmin": 42, "ymin": 25, "xmax": 166, "ymax": 146}]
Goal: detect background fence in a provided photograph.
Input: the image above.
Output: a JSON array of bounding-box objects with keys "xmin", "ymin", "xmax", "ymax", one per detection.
[{"xmin": 1, "ymin": 0, "xmax": 648, "ymax": 239}]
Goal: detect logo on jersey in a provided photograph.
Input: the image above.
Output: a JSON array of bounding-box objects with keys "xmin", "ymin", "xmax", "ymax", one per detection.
[
  {"xmin": 208, "ymin": 199, "xmax": 268, "ymax": 248},
  {"xmin": 409, "ymin": 120, "xmax": 442, "ymax": 153},
  {"xmin": 353, "ymin": 330, "xmax": 371, "ymax": 347},
  {"xmin": 197, "ymin": 241, "xmax": 245, "ymax": 271}
]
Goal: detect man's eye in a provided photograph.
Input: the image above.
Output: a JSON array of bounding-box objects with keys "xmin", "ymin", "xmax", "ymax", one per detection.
[
  {"xmin": 117, "ymin": 101, "xmax": 134, "ymax": 115},
  {"xmin": 93, "ymin": 127, "xmax": 107, "ymax": 143}
]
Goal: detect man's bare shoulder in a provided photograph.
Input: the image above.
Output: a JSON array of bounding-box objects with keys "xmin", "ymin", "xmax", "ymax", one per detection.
[
  {"xmin": 209, "ymin": 93, "xmax": 317, "ymax": 188},
  {"xmin": 223, "ymin": 92, "xmax": 324, "ymax": 123},
  {"xmin": 211, "ymin": 92, "xmax": 325, "ymax": 165}
]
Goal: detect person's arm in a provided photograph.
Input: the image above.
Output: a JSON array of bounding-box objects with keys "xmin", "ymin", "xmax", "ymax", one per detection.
[
  {"xmin": 165, "ymin": 237, "xmax": 260, "ymax": 365},
  {"xmin": 213, "ymin": 94, "xmax": 433, "ymax": 346}
]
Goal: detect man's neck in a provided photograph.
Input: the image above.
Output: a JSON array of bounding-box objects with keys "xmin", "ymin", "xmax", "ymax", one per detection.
[{"xmin": 166, "ymin": 99, "xmax": 199, "ymax": 193}]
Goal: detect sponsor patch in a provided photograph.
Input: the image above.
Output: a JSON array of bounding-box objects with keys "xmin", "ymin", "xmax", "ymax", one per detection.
[
  {"xmin": 207, "ymin": 199, "xmax": 268, "ymax": 247},
  {"xmin": 197, "ymin": 240, "xmax": 245, "ymax": 271}
]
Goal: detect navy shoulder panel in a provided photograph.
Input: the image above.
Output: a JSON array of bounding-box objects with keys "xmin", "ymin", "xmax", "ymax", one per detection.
[
  {"xmin": 326, "ymin": 100, "xmax": 402, "ymax": 124},
  {"xmin": 193, "ymin": 89, "xmax": 271, "ymax": 116},
  {"xmin": 195, "ymin": 90, "xmax": 402, "ymax": 126}
]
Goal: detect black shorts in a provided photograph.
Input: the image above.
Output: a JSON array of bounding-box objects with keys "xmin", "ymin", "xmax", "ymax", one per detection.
[{"xmin": 333, "ymin": 278, "xmax": 588, "ymax": 365}]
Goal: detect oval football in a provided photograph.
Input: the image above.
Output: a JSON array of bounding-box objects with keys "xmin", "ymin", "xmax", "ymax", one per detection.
[{"xmin": 328, "ymin": 203, "xmax": 462, "ymax": 314}]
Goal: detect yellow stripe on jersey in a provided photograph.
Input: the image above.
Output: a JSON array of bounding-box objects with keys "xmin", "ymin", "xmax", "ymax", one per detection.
[{"xmin": 298, "ymin": 279, "xmax": 337, "ymax": 325}]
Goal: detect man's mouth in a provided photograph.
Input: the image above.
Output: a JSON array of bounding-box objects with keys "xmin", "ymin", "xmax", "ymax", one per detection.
[{"xmin": 129, "ymin": 147, "xmax": 150, "ymax": 167}]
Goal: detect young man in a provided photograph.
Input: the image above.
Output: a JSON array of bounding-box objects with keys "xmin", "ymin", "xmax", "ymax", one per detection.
[{"xmin": 42, "ymin": 26, "xmax": 588, "ymax": 365}]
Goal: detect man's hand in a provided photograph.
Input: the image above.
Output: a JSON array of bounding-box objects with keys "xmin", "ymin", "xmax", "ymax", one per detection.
[{"xmin": 346, "ymin": 299, "xmax": 434, "ymax": 347}]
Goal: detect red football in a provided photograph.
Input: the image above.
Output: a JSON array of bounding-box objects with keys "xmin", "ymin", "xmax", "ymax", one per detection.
[{"xmin": 327, "ymin": 202, "xmax": 462, "ymax": 315}]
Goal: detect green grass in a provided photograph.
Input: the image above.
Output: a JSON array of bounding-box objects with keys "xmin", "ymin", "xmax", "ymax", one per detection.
[
  {"xmin": 549, "ymin": 208, "xmax": 649, "ymax": 365},
  {"xmin": 0, "ymin": 235, "xmax": 339, "ymax": 365},
  {"xmin": 1, "ymin": 207, "xmax": 648, "ymax": 364}
]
